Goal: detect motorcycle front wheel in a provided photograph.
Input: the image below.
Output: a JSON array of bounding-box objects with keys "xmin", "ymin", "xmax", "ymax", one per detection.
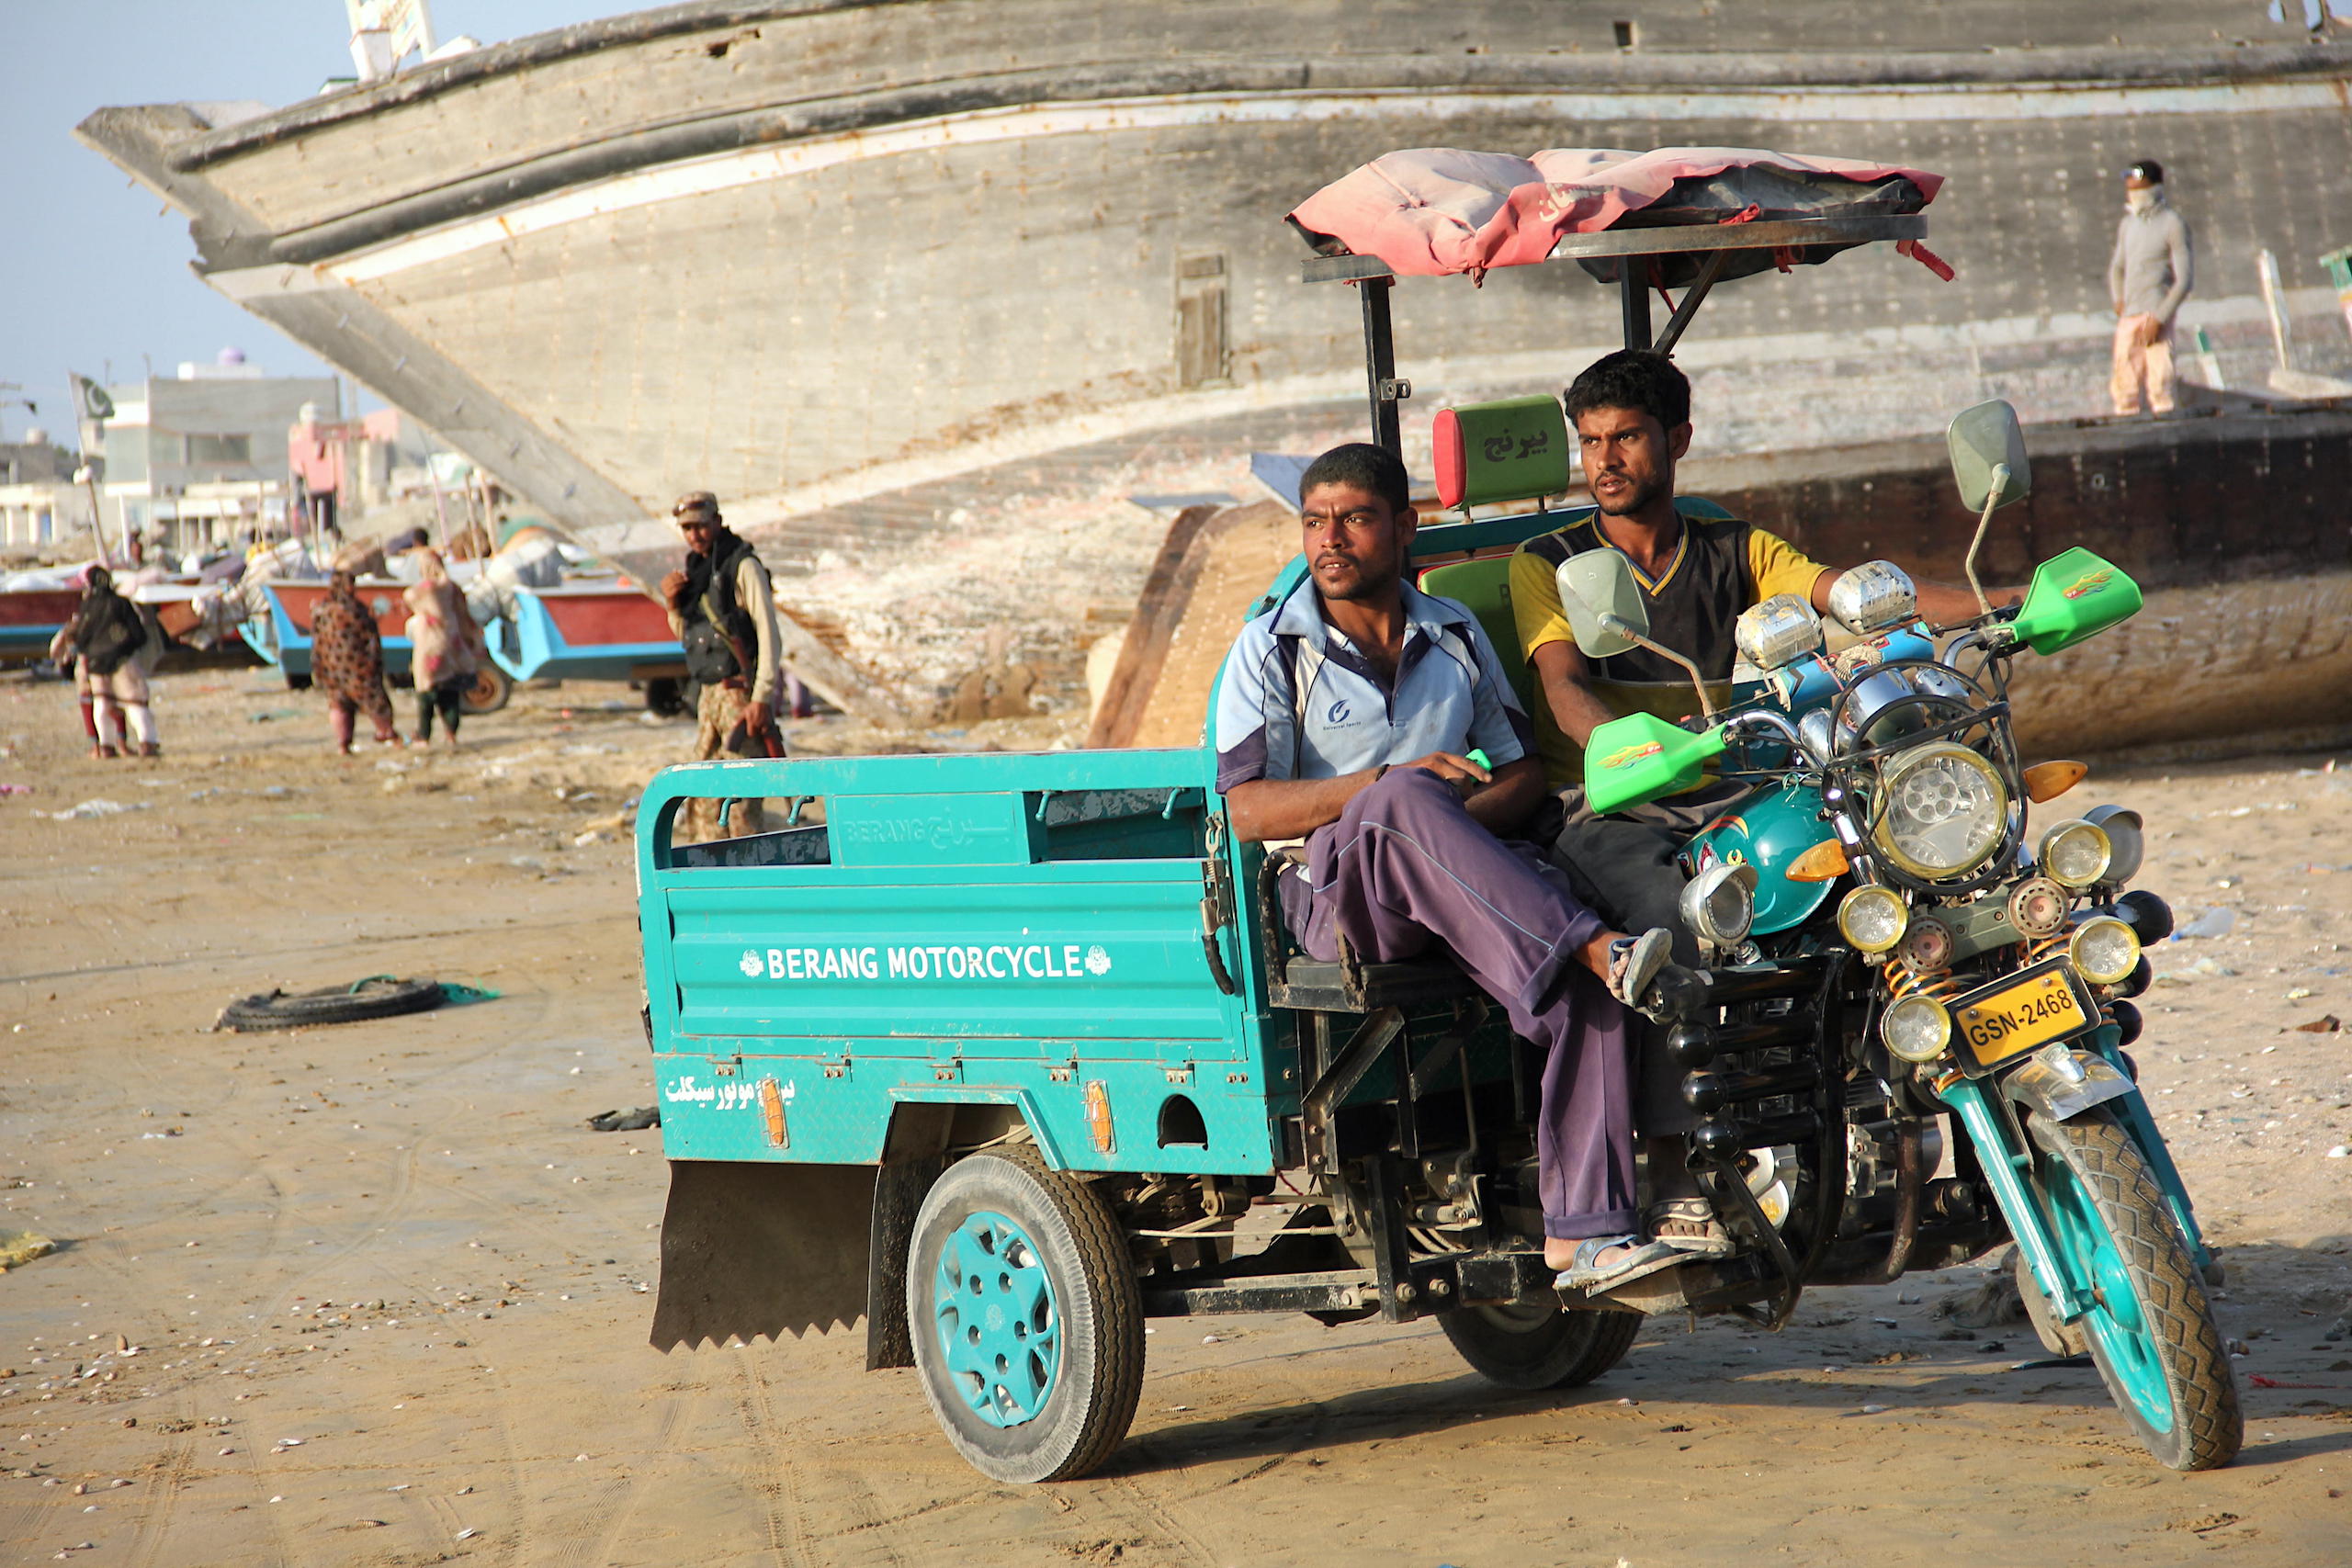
[{"xmin": 2026, "ymin": 1107, "xmax": 2242, "ymax": 1471}]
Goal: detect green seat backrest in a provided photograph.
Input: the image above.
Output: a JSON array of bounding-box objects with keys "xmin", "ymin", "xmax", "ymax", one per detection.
[
  {"xmin": 1419, "ymin": 556, "xmax": 1532, "ymax": 713},
  {"xmin": 1431, "ymin": 395, "xmax": 1572, "ymax": 512}
]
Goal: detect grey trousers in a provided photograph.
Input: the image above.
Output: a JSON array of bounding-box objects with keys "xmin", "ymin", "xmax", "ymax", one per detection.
[
  {"xmin": 1546, "ymin": 781, "xmax": 1754, "ymax": 1137},
  {"xmin": 1280, "ymin": 768, "xmax": 1638, "ymax": 1240}
]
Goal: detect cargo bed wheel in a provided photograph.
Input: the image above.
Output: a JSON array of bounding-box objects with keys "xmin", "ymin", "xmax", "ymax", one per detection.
[
  {"xmin": 907, "ymin": 1147, "xmax": 1143, "ymax": 1483},
  {"xmin": 460, "ymin": 663, "xmax": 512, "ymax": 716},
  {"xmin": 1439, "ymin": 1300, "xmax": 1639, "ymax": 1390}
]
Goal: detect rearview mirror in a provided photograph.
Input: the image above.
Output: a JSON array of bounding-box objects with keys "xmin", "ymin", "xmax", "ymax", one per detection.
[
  {"xmin": 1947, "ymin": 400, "xmax": 2030, "ymax": 513},
  {"xmin": 1556, "ymin": 549, "xmax": 1648, "ymax": 660}
]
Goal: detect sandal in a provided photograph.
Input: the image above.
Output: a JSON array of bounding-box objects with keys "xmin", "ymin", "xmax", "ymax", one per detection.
[
  {"xmin": 1607, "ymin": 930, "xmax": 1704, "ymax": 1022},
  {"xmin": 1553, "ymin": 1233, "xmax": 1683, "ymax": 1293},
  {"xmin": 1645, "ymin": 1196, "xmax": 1734, "ymax": 1258}
]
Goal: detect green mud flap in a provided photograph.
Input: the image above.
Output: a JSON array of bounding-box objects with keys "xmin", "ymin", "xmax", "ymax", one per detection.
[{"xmin": 649, "ymin": 1160, "xmax": 876, "ymax": 1351}]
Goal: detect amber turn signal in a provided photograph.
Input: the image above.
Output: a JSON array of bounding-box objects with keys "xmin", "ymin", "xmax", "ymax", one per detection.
[
  {"xmin": 2022, "ymin": 760, "xmax": 2089, "ymax": 803},
  {"xmin": 1785, "ymin": 838, "xmax": 1851, "ymax": 883}
]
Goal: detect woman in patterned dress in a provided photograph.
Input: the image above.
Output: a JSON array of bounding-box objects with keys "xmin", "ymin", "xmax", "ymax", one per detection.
[
  {"xmin": 311, "ymin": 570, "xmax": 401, "ymax": 752},
  {"xmin": 401, "ymin": 547, "xmax": 482, "ymax": 749}
]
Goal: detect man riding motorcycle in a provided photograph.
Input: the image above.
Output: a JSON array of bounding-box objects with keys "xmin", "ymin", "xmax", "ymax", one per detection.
[{"xmin": 1511, "ymin": 349, "xmax": 2002, "ymax": 1255}]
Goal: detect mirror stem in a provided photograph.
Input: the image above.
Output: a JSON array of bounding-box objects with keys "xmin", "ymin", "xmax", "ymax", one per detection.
[
  {"xmin": 1962, "ymin": 462, "xmax": 2007, "ymax": 616},
  {"xmin": 1600, "ymin": 614, "xmax": 1719, "ymax": 721}
]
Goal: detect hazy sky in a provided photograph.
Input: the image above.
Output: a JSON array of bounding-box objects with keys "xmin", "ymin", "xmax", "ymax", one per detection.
[{"xmin": 0, "ymin": 1, "xmax": 628, "ymax": 446}]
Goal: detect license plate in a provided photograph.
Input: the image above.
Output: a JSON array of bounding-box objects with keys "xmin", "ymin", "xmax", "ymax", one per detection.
[{"xmin": 1953, "ymin": 962, "xmax": 2093, "ymax": 1071}]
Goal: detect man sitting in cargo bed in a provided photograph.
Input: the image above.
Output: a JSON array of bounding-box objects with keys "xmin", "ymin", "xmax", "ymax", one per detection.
[{"xmin": 1215, "ymin": 441, "xmax": 1696, "ymax": 1293}]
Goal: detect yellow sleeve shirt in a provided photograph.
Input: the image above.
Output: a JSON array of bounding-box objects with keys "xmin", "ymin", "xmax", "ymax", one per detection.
[
  {"xmin": 1747, "ymin": 525, "xmax": 1831, "ymax": 607},
  {"xmin": 1509, "ymin": 516, "xmax": 1828, "ymax": 791}
]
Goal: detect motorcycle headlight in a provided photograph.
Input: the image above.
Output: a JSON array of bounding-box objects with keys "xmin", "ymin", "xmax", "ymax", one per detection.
[
  {"xmin": 2070, "ymin": 915, "xmax": 2142, "ymax": 986},
  {"xmin": 1882, "ymin": 994, "xmax": 1952, "ymax": 1063},
  {"xmin": 1680, "ymin": 861, "xmax": 1758, "ymax": 949},
  {"xmin": 1871, "ymin": 742, "xmax": 2008, "ymax": 880},
  {"xmin": 1838, "ymin": 884, "xmax": 1910, "ymax": 953},
  {"xmin": 2037, "ymin": 819, "xmax": 2113, "ymax": 889}
]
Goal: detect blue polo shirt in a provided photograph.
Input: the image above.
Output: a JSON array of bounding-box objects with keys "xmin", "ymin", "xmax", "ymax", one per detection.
[{"xmin": 1215, "ymin": 577, "xmax": 1532, "ymax": 794}]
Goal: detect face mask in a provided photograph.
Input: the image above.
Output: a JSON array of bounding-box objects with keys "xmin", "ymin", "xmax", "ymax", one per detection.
[{"xmin": 2125, "ymin": 187, "xmax": 2157, "ymax": 215}]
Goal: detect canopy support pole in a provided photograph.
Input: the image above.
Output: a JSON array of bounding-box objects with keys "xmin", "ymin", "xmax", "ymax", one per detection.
[
  {"xmin": 1652, "ymin": 250, "xmax": 1730, "ymax": 358},
  {"xmin": 1619, "ymin": 264, "xmax": 1654, "ymax": 352},
  {"xmin": 1357, "ymin": 276, "xmax": 1404, "ymax": 456}
]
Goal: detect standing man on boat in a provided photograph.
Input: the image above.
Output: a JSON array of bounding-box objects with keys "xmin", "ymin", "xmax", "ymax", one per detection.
[
  {"xmin": 660, "ymin": 491, "xmax": 786, "ymax": 842},
  {"xmin": 2109, "ymin": 158, "xmax": 2194, "ymax": 417}
]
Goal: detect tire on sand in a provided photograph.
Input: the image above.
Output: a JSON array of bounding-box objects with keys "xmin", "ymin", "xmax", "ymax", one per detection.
[
  {"xmin": 641, "ymin": 675, "xmax": 692, "ymax": 718},
  {"xmin": 2027, "ymin": 1107, "xmax": 2242, "ymax": 1471},
  {"xmin": 1440, "ymin": 1301, "xmax": 1640, "ymax": 1391},
  {"xmin": 460, "ymin": 663, "xmax": 513, "ymax": 716},
  {"xmin": 908, "ymin": 1147, "xmax": 1143, "ymax": 1483},
  {"xmin": 220, "ymin": 976, "xmax": 445, "ymax": 1032}
]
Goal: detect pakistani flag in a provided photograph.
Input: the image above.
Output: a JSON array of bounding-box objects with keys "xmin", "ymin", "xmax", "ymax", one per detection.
[{"xmin": 72, "ymin": 374, "xmax": 115, "ymax": 423}]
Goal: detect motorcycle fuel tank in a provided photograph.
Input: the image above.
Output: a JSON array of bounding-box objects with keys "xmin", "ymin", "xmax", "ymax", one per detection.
[{"xmin": 1683, "ymin": 778, "xmax": 1838, "ymax": 935}]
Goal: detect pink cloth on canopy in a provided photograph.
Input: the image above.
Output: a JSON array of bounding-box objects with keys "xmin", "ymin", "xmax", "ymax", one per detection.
[{"xmin": 1287, "ymin": 146, "xmax": 1946, "ymax": 278}]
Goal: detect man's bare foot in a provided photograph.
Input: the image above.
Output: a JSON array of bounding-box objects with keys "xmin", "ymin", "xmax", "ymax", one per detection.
[{"xmin": 1643, "ymin": 1136, "xmax": 1732, "ymax": 1255}]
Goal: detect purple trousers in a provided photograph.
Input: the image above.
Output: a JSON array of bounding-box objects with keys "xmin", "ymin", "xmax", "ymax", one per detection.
[{"xmin": 1280, "ymin": 768, "xmax": 1639, "ymax": 1240}]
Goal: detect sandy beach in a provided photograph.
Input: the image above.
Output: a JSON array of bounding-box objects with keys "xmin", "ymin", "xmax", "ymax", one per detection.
[{"xmin": 3, "ymin": 665, "xmax": 2349, "ymax": 1567}]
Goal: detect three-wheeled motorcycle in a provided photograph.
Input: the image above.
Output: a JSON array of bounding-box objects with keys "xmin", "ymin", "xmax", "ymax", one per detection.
[{"xmin": 636, "ymin": 192, "xmax": 2240, "ymax": 1482}]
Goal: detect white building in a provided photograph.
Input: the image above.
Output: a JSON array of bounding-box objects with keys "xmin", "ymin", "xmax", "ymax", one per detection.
[
  {"xmin": 88, "ymin": 350, "xmax": 339, "ymax": 553},
  {"xmin": 0, "ymin": 430, "xmax": 94, "ymax": 554}
]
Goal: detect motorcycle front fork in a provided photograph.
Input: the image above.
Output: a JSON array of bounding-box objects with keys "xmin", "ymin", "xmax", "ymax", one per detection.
[
  {"xmin": 2085, "ymin": 1026, "xmax": 2217, "ymax": 1277},
  {"xmin": 1941, "ymin": 1023, "xmax": 2213, "ymax": 1325}
]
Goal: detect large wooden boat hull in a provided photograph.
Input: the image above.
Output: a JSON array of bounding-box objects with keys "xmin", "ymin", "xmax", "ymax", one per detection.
[{"xmin": 74, "ymin": 4, "xmax": 2352, "ymax": 704}]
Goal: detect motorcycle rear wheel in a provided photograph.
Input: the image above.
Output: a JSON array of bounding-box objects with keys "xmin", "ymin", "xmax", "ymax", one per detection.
[
  {"xmin": 1439, "ymin": 1302, "xmax": 1639, "ymax": 1391},
  {"xmin": 2026, "ymin": 1108, "xmax": 2242, "ymax": 1471}
]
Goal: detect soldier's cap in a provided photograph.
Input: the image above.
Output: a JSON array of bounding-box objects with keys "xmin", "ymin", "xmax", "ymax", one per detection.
[
  {"xmin": 2122, "ymin": 159, "xmax": 2165, "ymax": 185},
  {"xmin": 672, "ymin": 491, "xmax": 721, "ymax": 525}
]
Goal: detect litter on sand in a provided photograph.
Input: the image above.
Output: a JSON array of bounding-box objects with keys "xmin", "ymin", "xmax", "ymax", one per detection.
[
  {"xmin": 0, "ymin": 1230, "xmax": 56, "ymax": 1269},
  {"xmin": 2172, "ymin": 908, "xmax": 2238, "ymax": 940},
  {"xmin": 586, "ymin": 1107, "xmax": 660, "ymax": 1133},
  {"xmin": 37, "ymin": 798, "xmax": 148, "ymax": 821}
]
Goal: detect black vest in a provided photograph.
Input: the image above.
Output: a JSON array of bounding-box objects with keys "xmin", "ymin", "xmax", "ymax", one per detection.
[
  {"xmin": 1521, "ymin": 510, "xmax": 1758, "ymax": 688},
  {"xmin": 678, "ymin": 534, "xmax": 759, "ymax": 683}
]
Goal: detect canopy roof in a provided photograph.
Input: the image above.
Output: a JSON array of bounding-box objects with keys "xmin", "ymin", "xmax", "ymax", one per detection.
[{"xmin": 1287, "ymin": 146, "xmax": 1946, "ymax": 282}]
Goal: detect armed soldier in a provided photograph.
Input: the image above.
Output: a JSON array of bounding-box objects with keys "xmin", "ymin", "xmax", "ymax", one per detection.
[{"xmin": 660, "ymin": 491, "xmax": 786, "ymax": 842}]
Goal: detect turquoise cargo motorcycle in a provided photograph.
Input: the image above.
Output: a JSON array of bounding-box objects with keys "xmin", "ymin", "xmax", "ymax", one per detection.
[
  {"xmin": 1556, "ymin": 396, "xmax": 2239, "ymax": 1472},
  {"xmin": 634, "ymin": 204, "xmax": 2238, "ymax": 1481}
]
